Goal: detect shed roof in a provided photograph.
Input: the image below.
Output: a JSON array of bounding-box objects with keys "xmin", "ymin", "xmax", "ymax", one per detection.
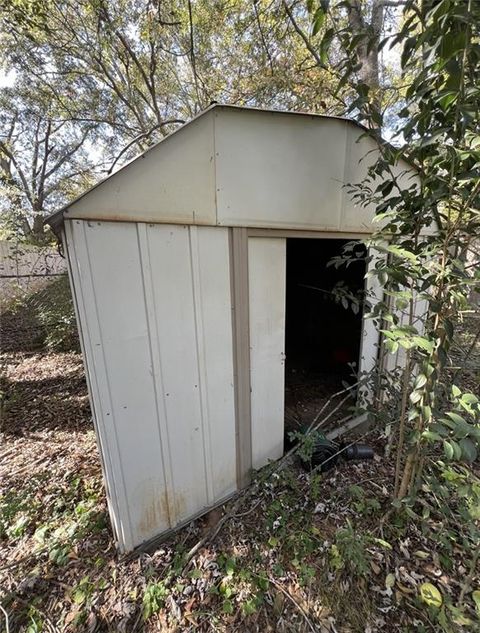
[{"xmin": 47, "ymin": 104, "xmax": 413, "ymax": 235}]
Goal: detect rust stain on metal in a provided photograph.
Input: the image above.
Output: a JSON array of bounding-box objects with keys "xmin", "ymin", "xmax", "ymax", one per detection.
[{"xmin": 137, "ymin": 485, "xmax": 188, "ymax": 540}]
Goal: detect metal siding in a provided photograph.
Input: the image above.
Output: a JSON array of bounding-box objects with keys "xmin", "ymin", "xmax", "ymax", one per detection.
[
  {"xmin": 341, "ymin": 127, "xmax": 380, "ymax": 232},
  {"xmin": 248, "ymin": 237, "xmax": 286, "ymax": 469},
  {"xmin": 65, "ymin": 114, "xmax": 216, "ymax": 225},
  {"xmin": 85, "ymin": 221, "xmax": 169, "ymax": 548},
  {"xmin": 215, "ymin": 109, "xmax": 346, "ymax": 231},
  {"xmin": 146, "ymin": 224, "xmax": 209, "ymax": 522},
  {"xmin": 190, "ymin": 226, "xmax": 237, "ymax": 500},
  {"xmin": 64, "ymin": 221, "xmax": 126, "ymax": 548},
  {"xmin": 230, "ymin": 228, "xmax": 253, "ymax": 488},
  {"xmin": 54, "ymin": 107, "xmax": 419, "ymax": 237},
  {"xmin": 341, "ymin": 126, "xmax": 420, "ymax": 233},
  {"xmin": 66, "ymin": 219, "xmax": 236, "ymax": 551},
  {"xmin": 66, "ymin": 220, "xmax": 137, "ymax": 550}
]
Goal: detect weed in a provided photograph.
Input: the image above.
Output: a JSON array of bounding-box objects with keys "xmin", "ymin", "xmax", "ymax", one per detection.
[
  {"xmin": 348, "ymin": 484, "xmax": 381, "ymax": 516},
  {"xmin": 143, "ymin": 580, "xmax": 169, "ymax": 620},
  {"xmin": 333, "ymin": 521, "xmax": 371, "ymax": 576}
]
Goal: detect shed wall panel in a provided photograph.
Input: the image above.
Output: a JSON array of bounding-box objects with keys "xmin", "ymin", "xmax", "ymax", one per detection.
[
  {"xmin": 341, "ymin": 127, "xmax": 380, "ymax": 232},
  {"xmin": 248, "ymin": 237, "xmax": 286, "ymax": 469},
  {"xmin": 65, "ymin": 221, "xmax": 129, "ymax": 548},
  {"xmin": 358, "ymin": 247, "xmax": 384, "ymax": 401},
  {"xmin": 65, "ymin": 114, "xmax": 216, "ymax": 225},
  {"xmin": 66, "ymin": 220, "xmax": 236, "ymax": 551},
  {"xmin": 215, "ymin": 110, "xmax": 347, "ymax": 231},
  {"xmin": 189, "ymin": 226, "xmax": 237, "ymax": 501},
  {"xmin": 146, "ymin": 224, "xmax": 208, "ymax": 523},
  {"xmin": 341, "ymin": 126, "xmax": 419, "ymax": 233},
  {"xmin": 68, "ymin": 220, "xmax": 166, "ymax": 550}
]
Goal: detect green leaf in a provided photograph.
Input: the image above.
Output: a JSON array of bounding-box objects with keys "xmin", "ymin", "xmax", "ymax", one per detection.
[
  {"xmin": 459, "ymin": 438, "xmax": 478, "ymax": 463},
  {"xmin": 445, "ymin": 412, "xmax": 467, "ymax": 426},
  {"xmin": 312, "ymin": 8, "xmax": 325, "ymax": 36},
  {"xmin": 420, "ymin": 582, "xmax": 443, "ymax": 608},
  {"xmin": 385, "ymin": 573, "xmax": 395, "ymax": 588},
  {"xmin": 422, "ymin": 430, "xmax": 442, "ymax": 441},
  {"xmin": 414, "ymin": 374, "xmax": 428, "ymax": 389},
  {"xmin": 438, "ymin": 92, "xmax": 457, "ymax": 110},
  {"xmin": 72, "ymin": 588, "xmax": 86, "ymax": 605},
  {"xmin": 386, "ymin": 245, "xmax": 418, "ymax": 263},
  {"xmin": 319, "ymin": 27, "xmax": 334, "ymax": 65},
  {"xmin": 451, "ymin": 385, "xmax": 461, "ymax": 398},
  {"xmin": 444, "ymin": 319, "xmax": 454, "ymax": 340},
  {"xmin": 412, "ymin": 337, "xmax": 434, "ymax": 353},
  {"xmin": 473, "ymin": 590, "xmax": 480, "ymax": 615},
  {"xmin": 242, "ymin": 598, "xmax": 258, "ymax": 616},
  {"xmin": 451, "ymin": 440, "xmax": 463, "ymax": 460},
  {"xmin": 443, "ymin": 441, "xmax": 454, "ymax": 460},
  {"xmin": 410, "ymin": 390, "xmax": 423, "ymax": 404},
  {"xmin": 223, "ymin": 599, "xmax": 234, "ymax": 614}
]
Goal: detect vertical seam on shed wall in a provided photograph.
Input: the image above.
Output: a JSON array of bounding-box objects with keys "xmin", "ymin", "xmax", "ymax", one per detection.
[
  {"xmin": 136, "ymin": 223, "xmax": 176, "ymax": 528},
  {"xmin": 81, "ymin": 221, "xmax": 134, "ymax": 549},
  {"xmin": 146, "ymin": 224, "xmax": 180, "ymax": 523},
  {"xmin": 212, "ymin": 111, "xmax": 218, "ymax": 226},
  {"xmin": 188, "ymin": 226, "xmax": 215, "ymax": 505},
  {"xmin": 63, "ymin": 221, "xmax": 122, "ymax": 546}
]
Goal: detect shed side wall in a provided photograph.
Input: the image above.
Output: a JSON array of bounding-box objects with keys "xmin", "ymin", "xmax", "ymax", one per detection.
[{"xmin": 65, "ymin": 219, "xmax": 236, "ymax": 551}]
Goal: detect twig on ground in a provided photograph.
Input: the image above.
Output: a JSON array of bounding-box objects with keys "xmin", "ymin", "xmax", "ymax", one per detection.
[
  {"xmin": 266, "ymin": 575, "xmax": 317, "ymax": 633},
  {"xmin": 11, "ymin": 596, "xmax": 60, "ymax": 633},
  {"xmin": 458, "ymin": 542, "xmax": 480, "ymax": 607},
  {"xmin": 0, "ymin": 603, "xmax": 9, "ymax": 633},
  {"xmin": 183, "ymin": 499, "xmax": 263, "ymax": 570}
]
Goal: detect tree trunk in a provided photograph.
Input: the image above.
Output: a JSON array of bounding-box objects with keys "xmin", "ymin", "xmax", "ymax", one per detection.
[{"xmin": 346, "ymin": 0, "xmax": 383, "ymax": 120}]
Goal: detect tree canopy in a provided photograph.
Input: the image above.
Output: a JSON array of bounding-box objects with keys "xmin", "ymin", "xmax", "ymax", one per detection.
[{"xmin": 1, "ymin": 0, "xmax": 404, "ymax": 241}]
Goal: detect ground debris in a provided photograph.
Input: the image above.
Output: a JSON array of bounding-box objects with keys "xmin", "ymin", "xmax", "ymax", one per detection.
[{"xmin": 1, "ymin": 347, "xmax": 479, "ymax": 632}]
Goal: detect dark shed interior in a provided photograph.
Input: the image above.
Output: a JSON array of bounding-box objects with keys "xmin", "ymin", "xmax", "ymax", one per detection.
[{"xmin": 284, "ymin": 238, "xmax": 367, "ymax": 432}]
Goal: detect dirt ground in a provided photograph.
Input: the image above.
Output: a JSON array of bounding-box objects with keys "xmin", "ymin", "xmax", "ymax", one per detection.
[{"xmin": 1, "ymin": 316, "xmax": 479, "ymax": 632}]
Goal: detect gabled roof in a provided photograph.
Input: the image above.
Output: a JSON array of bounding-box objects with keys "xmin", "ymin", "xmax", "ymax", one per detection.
[{"xmin": 47, "ymin": 104, "xmax": 415, "ymax": 235}]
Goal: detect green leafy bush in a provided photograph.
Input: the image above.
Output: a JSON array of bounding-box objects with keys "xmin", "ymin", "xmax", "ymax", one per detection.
[
  {"xmin": 1, "ymin": 275, "xmax": 79, "ymax": 352},
  {"xmin": 30, "ymin": 275, "xmax": 78, "ymax": 351}
]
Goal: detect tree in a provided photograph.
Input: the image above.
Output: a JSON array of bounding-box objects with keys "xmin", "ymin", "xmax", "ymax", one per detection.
[
  {"xmin": 1, "ymin": 0, "xmax": 344, "ymax": 241},
  {"xmin": 283, "ymin": 0, "xmax": 408, "ymax": 127},
  {"xmin": 0, "ymin": 85, "xmax": 97, "ymax": 242}
]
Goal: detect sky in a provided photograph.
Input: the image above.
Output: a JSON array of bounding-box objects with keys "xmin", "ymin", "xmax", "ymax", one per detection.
[{"xmin": 0, "ymin": 68, "xmax": 16, "ymax": 87}]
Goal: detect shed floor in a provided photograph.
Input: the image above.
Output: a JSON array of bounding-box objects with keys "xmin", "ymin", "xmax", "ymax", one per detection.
[{"xmin": 284, "ymin": 373, "xmax": 353, "ymax": 436}]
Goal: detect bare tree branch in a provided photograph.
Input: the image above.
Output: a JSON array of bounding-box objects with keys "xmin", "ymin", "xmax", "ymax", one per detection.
[{"xmin": 107, "ymin": 119, "xmax": 185, "ymax": 174}]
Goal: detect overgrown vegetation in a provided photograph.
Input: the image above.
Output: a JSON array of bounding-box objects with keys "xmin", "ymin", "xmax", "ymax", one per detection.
[
  {"xmin": 317, "ymin": 0, "xmax": 480, "ymax": 628},
  {"xmin": 1, "ymin": 275, "xmax": 78, "ymax": 353}
]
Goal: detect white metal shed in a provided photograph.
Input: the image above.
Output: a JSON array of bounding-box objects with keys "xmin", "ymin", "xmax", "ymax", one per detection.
[{"xmin": 48, "ymin": 104, "xmax": 414, "ymax": 552}]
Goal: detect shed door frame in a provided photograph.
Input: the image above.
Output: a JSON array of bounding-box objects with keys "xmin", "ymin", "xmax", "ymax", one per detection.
[
  {"xmin": 245, "ymin": 228, "xmax": 381, "ymax": 378},
  {"xmin": 233, "ymin": 228, "xmax": 381, "ymax": 486}
]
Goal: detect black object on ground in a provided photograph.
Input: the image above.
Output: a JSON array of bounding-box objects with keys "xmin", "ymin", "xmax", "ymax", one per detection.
[{"xmin": 286, "ymin": 430, "xmax": 374, "ymax": 472}]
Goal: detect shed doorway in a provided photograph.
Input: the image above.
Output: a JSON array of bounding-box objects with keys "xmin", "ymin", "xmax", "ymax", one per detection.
[{"xmin": 284, "ymin": 238, "xmax": 367, "ymax": 433}]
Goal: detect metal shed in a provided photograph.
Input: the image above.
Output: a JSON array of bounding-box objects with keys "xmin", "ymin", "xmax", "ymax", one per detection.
[{"xmin": 47, "ymin": 104, "xmax": 414, "ymax": 552}]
